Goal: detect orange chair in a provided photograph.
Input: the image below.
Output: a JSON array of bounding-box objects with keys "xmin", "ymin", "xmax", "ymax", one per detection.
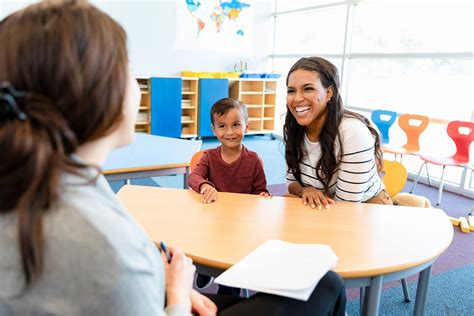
[
  {"xmin": 190, "ymin": 150, "xmax": 206, "ymax": 173},
  {"xmin": 410, "ymin": 120, "xmax": 474, "ymax": 205},
  {"xmin": 383, "ymin": 114, "xmax": 429, "ymax": 161}
]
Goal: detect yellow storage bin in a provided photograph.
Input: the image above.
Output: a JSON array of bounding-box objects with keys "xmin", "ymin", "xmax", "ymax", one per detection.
[
  {"xmin": 224, "ymin": 72, "xmax": 240, "ymax": 78},
  {"xmin": 183, "ymin": 71, "xmax": 240, "ymax": 78},
  {"xmin": 197, "ymin": 72, "xmax": 214, "ymax": 78},
  {"xmin": 181, "ymin": 71, "xmax": 199, "ymax": 77}
]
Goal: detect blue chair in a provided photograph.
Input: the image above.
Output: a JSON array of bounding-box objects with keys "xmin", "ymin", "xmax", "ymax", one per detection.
[{"xmin": 371, "ymin": 110, "xmax": 398, "ymax": 144}]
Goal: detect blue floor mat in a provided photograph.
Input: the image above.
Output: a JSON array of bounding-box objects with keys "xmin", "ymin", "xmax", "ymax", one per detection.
[{"xmin": 346, "ymin": 264, "xmax": 474, "ymax": 316}]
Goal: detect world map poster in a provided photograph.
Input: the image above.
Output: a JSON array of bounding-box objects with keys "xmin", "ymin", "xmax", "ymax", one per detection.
[{"xmin": 175, "ymin": 0, "xmax": 253, "ymax": 52}]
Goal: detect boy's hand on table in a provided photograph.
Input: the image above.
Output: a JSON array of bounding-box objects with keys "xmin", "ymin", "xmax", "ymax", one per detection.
[
  {"xmin": 259, "ymin": 191, "xmax": 272, "ymax": 199},
  {"xmin": 200, "ymin": 184, "xmax": 217, "ymax": 203}
]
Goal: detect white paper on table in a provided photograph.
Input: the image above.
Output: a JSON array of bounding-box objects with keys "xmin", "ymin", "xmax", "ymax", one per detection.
[{"xmin": 214, "ymin": 239, "xmax": 338, "ymax": 301}]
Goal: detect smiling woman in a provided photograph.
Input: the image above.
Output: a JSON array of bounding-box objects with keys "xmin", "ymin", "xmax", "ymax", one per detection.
[{"xmin": 284, "ymin": 57, "xmax": 388, "ymax": 209}]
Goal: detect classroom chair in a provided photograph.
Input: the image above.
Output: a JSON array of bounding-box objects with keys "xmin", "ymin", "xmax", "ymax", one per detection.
[
  {"xmin": 370, "ymin": 109, "xmax": 398, "ymax": 145},
  {"xmin": 382, "ymin": 114, "xmax": 429, "ymax": 162},
  {"xmin": 410, "ymin": 120, "xmax": 474, "ymax": 205},
  {"xmin": 382, "ymin": 159, "xmax": 408, "ymax": 198},
  {"xmin": 190, "ymin": 150, "xmax": 206, "ymax": 173}
]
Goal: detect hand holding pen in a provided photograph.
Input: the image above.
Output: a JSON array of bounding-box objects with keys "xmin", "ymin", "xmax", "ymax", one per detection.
[
  {"xmin": 160, "ymin": 241, "xmax": 196, "ymax": 310},
  {"xmin": 160, "ymin": 241, "xmax": 217, "ymax": 315},
  {"xmin": 160, "ymin": 241, "xmax": 172, "ymax": 263}
]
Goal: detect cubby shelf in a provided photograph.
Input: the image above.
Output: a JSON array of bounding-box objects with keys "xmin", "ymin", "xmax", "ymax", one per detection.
[
  {"xmin": 136, "ymin": 77, "xmax": 151, "ymax": 133},
  {"xmin": 241, "ymin": 91, "xmax": 262, "ymax": 95},
  {"xmin": 181, "ymin": 78, "xmax": 199, "ymax": 138},
  {"xmin": 229, "ymin": 79, "xmax": 277, "ymax": 134}
]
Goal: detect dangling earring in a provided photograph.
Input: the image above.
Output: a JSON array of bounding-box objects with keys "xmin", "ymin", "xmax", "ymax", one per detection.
[{"xmin": 327, "ymin": 98, "xmax": 331, "ymax": 104}]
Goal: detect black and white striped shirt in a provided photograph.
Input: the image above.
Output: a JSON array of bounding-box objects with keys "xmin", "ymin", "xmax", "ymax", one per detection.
[{"xmin": 287, "ymin": 117, "xmax": 384, "ymax": 202}]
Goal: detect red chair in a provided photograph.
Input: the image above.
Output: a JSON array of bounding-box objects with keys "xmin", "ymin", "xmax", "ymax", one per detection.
[
  {"xmin": 383, "ymin": 114, "xmax": 429, "ymax": 161},
  {"xmin": 410, "ymin": 120, "xmax": 474, "ymax": 205}
]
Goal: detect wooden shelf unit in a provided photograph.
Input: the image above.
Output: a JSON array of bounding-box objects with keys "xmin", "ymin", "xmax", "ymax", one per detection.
[
  {"xmin": 147, "ymin": 77, "xmax": 277, "ymax": 138},
  {"xmin": 136, "ymin": 78, "xmax": 151, "ymax": 133},
  {"xmin": 229, "ymin": 79, "xmax": 277, "ymax": 133},
  {"xmin": 181, "ymin": 78, "xmax": 199, "ymax": 138}
]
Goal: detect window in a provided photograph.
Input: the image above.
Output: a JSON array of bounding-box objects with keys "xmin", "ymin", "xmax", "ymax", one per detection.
[
  {"xmin": 346, "ymin": 58, "xmax": 474, "ymax": 121},
  {"xmin": 274, "ymin": 6, "xmax": 347, "ymax": 55},
  {"xmin": 351, "ymin": 2, "xmax": 474, "ymax": 53},
  {"xmin": 275, "ymin": 0, "xmax": 345, "ymax": 13}
]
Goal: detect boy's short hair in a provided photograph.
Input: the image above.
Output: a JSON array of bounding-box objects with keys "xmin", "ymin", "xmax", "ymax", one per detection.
[{"xmin": 210, "ymin": 98, "xmax": 248, "ymax": 125}]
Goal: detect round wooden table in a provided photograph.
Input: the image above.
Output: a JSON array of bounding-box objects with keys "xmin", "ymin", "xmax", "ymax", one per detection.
[{"xmin": 118, "ymin": 185, "xmax": 453, "ymax": 316}]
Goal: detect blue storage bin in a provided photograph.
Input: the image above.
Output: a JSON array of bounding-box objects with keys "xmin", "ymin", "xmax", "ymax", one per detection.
[
  {"xmin": 240, "ymin": 73, "xmax": 262, "ymax": 78},
  {"xmin": 261, "ymin": 73, "xmax": 281, "ymax": 79},
  {"xmin": 263, "ymin": 73, "xmax": 281, "ymax": 79}
]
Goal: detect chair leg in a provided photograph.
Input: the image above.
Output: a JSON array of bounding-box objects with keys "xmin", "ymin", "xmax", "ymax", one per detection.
[
  {"xmin": 401, "ymin": 278, "xmax": 411, "ymax": 302},
  {"xmin": 437, "ymin": 165, "xmax": 446, "ymax": 206},
  {"xmin": 425, "ymin": 163, "xmax": 432, "ymax": 186},
  {"xmin": 360, "ymin": 287, "xmax": 365, "ymax": 315},
  {"xmin": 410, "ymin": 162, "xmax": 426, "ymax": 193}
]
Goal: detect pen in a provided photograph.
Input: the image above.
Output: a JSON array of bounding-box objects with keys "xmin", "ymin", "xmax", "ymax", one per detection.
[{"xmin": 160, "ymin": 240, "xmax": 172, "ymax": 263}]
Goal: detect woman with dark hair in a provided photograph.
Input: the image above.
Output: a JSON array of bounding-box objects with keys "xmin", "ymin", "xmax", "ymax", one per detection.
[
  {"xmin": 0, "ymin": 3, "xmax": 345, "ymax": 315},
  {"xmin": 0, "ymin": 2, "xmax": 201, "ymax": 314},
  {"xmin": 284, "ymin": 57, "xmax": 389, "ymax": 209}
]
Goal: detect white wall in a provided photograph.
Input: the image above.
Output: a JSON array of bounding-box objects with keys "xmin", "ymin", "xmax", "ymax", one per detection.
[{"xmin": 1, "ymin": 0, "xmax": 275, "ymax": 77}]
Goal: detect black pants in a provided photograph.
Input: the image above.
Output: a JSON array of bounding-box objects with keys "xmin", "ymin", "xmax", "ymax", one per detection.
[{"xmin": 206, "ymin": 271, "xmax": 346, "ymax": 316}]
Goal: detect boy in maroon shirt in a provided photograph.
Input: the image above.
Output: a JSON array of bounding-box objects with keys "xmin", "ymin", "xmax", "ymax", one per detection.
[
  {"xmin": 188, "ymin": 98, "xmax": 271, "ymax": 295},
  {"xmin": 188, "ymin": 98, "xmax": 270, "ymax": 203}
]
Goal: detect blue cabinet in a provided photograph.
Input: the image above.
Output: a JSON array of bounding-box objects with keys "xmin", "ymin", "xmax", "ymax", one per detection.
[
  {"xmin": 199, "ymin": 79, "xmax": 229, "ymax": 137},
  {"xmin": 150, "ymin": 77, "xmax": 182, "ymax": 138}
]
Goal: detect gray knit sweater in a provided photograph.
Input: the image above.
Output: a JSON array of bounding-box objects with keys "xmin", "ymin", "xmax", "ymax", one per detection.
[{"xmin": 0, "ymin": 168, "xmax": 189, "ymax": 316}]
